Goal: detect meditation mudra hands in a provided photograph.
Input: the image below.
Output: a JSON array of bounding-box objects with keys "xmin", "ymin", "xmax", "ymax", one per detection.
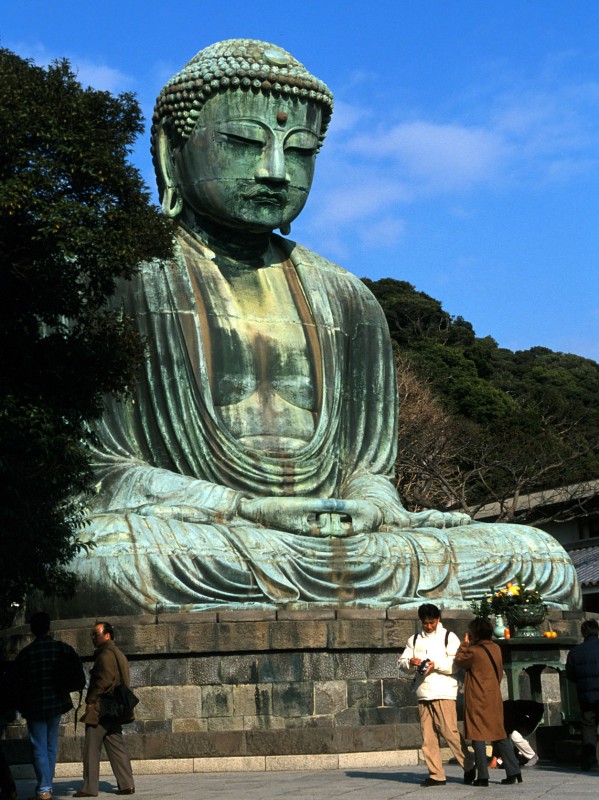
[
  {"xmin": 238, "ymin": 497, "xmax": 383, "ymax": 537},
  {"xmin": 135, "ymin": 492, "xmax": 472, "ymax": 536}
]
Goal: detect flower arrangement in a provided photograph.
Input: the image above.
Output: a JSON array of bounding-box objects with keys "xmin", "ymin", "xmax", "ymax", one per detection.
[{"xmin": 470, "ymin": 577, "xmax": 545, "ymax": 619}]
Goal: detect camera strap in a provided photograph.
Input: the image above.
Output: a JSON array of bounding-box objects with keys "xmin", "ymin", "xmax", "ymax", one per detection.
[{"xmin": 413, "ymin": 630, "xmax": 450, "ymax": 650}]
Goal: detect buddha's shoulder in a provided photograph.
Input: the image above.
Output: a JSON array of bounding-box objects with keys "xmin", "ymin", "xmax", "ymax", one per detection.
[
  {"xmin": 284, "ymin": 239, "xmax": 376, "ymax": 294},
  {"xmin": 285, "ymin": 238, "xmax": 345, "ymax": 273}
]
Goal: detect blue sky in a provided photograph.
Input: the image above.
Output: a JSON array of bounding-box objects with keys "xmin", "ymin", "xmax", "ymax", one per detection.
[{"xmin": 3, "ymin": 1, "xmax": 598, "ymax": 361}]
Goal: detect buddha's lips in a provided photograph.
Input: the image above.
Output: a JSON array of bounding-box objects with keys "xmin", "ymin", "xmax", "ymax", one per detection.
[{"xmin": 242, "ymin": 186, "xmax": 288, "ymax": 205}]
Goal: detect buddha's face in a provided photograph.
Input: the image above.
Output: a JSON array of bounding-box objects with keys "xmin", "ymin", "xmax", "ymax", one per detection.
[{"xmin": 172, "ymin": 91, "xmax": 322, "ymax": 233}]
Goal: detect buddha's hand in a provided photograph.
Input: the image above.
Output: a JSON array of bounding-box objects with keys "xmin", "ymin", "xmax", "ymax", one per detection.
[
  {"xmin": 237, "ymin": 497, "xmax": 383, "ymax": 537},
  {"xmin": 401, "ymin": 509, "xmax": 472, "ymax": 529}
]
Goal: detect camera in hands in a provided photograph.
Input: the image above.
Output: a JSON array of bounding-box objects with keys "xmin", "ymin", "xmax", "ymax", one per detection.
[{"xmin": 417, "ymin": 659, "xmax": 431, "ymax": 675}]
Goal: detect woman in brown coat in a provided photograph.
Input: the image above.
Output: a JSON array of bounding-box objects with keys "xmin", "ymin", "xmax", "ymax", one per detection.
[{"xmin": 455, "ymin": 617, "xmax": 522, "ymax": 787}]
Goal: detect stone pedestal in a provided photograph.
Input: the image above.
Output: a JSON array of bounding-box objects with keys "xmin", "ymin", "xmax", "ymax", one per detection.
[{"xmin": 0, "ymin": 608, "xmax": 583, "ymax": 771}]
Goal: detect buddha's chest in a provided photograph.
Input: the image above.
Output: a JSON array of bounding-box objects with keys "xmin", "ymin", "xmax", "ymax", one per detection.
[
  {"xmin": 201, "ymin": 265, "xmax": 320, "ymax": 412},
  {"xmin": 208, "ymin": 311, "xmax": 316, "ymax": 410}
]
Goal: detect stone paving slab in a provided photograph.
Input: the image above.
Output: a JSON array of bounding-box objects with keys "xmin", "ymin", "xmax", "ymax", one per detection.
[{"xmin": 12, "ymin": 762, "xmax": 599, "ymax": 799}]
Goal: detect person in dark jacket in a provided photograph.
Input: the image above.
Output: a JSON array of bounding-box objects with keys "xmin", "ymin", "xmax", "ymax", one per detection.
[
  {"xmin": 566, "ymin": 618, "xmax": 599, "ymax": 770},
  {"xmin": 15, "ymin": 612, "xmax": 82, "ymax": 800}
]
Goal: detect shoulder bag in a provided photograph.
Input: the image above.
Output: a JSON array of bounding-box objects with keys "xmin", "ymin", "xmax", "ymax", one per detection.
[{"xmin": 99, "ymin": 651, "xmax": 139, "ymax": 725}]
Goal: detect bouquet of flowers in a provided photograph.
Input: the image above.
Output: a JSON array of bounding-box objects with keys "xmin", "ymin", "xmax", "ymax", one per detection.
[{"xmin": 470, "ymin": 577, "xmax": 545, "ymax": 619}]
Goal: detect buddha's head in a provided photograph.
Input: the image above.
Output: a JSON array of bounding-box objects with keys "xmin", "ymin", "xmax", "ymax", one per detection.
[{"xmin": 152, "ymin": 39, "xmax": 334, "ymax": 235}]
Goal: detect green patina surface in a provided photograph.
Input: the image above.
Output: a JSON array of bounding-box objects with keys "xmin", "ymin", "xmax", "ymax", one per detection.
[{"xmin": 62, "ymin": 39, "xmax": 581, "ymax": 616}]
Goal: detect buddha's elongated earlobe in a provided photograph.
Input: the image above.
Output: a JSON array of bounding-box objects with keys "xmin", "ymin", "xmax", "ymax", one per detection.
[
  {"xmin": 156, "ymin": 124, "xmax": 183, "ymax": 218},
  {"xmin": 279, "ymin": 223, "xmax": 291, "ymax": 236},
  {"xmin": 161, "ymin": 184, "xmax": 183, "ymax": 218}
]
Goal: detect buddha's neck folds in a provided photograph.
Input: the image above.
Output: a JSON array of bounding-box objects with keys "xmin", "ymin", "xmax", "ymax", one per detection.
[{"xmin": 180, "ymin": 213, "xmax": 273, "ymax": 266}]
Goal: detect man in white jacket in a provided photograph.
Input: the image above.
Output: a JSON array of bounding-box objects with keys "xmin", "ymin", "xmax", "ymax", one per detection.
[{"xmin": 399, "ymin": 603, "xmax": 475, "ymax": 787}]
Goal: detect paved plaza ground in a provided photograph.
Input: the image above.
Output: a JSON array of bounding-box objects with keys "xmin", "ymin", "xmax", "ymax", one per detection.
[{"xmin": 12, "ymin": 761, "xmax": 599, "ymax": 799}]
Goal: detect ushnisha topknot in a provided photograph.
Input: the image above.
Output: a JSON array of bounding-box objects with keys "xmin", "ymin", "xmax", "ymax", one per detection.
[{"xmin": 151, "ymin": 38, "xmax": 334, "ymax": 151}]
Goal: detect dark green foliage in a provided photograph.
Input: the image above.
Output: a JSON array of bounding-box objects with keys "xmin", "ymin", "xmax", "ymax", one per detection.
[
  {"xmin": 409, "ymin": 340, "xmax": 517, "ymax": 424},
  {"xmin": 362, "ymin": 278, "xmax": 476, "ymax": 349},
  {"xmin": 0, "ymin": 49, "xmax": 174, "ymax": 619},
  {"xmin": 364, "ymin": 277, "xmax": 599, "ymax": 515}
]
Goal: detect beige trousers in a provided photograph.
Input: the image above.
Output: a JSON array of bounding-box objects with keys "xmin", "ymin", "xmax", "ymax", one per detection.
[
  {"xmin": 81, "ymin": 721, "xmax": 134, "ymax": 795},
  {"xmin": 418, "ymin": 699, "xmax": 474, "ymax": 781}
]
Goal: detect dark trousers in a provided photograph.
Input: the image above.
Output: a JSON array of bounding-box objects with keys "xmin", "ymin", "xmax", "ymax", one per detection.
[
  {"xmin": 0, "ymin": 721, "xmax": 16, "ymax": 797},
  {"xmin": 580, "ymin": 701, "xmax": 599, "ymax": 768},
  {"xmin": 472, "ymin": 738, "xmax": 520, "ymax": 780},
  {"xmin": 0, "ymin": 744, "xmax": 15, "ymax": 797}
]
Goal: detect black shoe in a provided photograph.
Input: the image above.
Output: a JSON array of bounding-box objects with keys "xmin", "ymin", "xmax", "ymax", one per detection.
[
  {"xmin": 473, "ymin": 778, "xmax": 489, "ymax": 787},
  {"xmin": 464, "ymin": 768, "xmax": 476, "ymax": 785},
  {"xmin": 501, "ymin": 773, "xmax": 523, "ymax": 784},
  {"xmin": 581, "ymin": 759, "xmax": 598, "ymax": 771},
  {"xmin": 420, "ymin": 778, "xmax": 447, "ymax": 787}
]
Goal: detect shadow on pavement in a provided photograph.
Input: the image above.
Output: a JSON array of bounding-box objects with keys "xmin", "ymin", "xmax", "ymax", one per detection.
[{"xmin": 345, "ymin": 770, "xmax": 421, "ymax": 783}]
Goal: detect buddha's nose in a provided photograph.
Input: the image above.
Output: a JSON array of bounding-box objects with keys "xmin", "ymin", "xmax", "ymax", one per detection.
[{"xmin": 254, "ymin": 140, "xmax": 290, "ymax": 184}]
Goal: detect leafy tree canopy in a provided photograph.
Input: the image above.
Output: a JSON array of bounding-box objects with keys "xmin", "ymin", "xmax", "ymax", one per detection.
[
  {"xmin": 0, "ymin": 49, "xmax": 174, "ymax": 619},
  {"xmin": 364, "ymin": 277, "xmax": 599, "ymax": 515}
]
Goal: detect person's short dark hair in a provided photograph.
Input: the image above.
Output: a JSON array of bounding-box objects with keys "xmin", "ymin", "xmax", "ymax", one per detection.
[
  {"xmin": 97, "ymin": 621, "xmax": 114, "ymax": 640},
  {"xmin": 469, "ymin": 616, "xmax": 494, "ymax": 642},
  {"xmin": 581, "ymin": 619, "xmax": 599, "ymax": 639},
  {"xmin": 418, "ymin": 603, "xmax": 441, "ymax": 621},
  {"xmin": 29, "ymin": 611, "xmax": 51, "ymax": 637}
]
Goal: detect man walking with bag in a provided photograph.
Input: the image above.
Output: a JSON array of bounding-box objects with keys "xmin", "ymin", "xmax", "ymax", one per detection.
[
  {"xmin": 399, "ymin": 603, "xmax": 475, "ymax": 787},
  {"xmin": 74, "ymin": 622, "xmax": 135, "ymax": 797}
]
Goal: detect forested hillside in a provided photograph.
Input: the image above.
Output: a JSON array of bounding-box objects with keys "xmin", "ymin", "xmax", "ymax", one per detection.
[{"xmin": 363, "ymin": 277, "xmax": 599, "ymax": 522}]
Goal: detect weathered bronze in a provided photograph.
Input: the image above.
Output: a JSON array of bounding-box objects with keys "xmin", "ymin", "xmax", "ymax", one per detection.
[{"xmin": 68, "ymin": 40, "xmax": 580, "ymax": 616}]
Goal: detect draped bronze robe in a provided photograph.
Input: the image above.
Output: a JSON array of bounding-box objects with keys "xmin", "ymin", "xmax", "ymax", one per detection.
[{"xmin": 69, "ymin": 230, "xmax": 580, "ymax": 616}]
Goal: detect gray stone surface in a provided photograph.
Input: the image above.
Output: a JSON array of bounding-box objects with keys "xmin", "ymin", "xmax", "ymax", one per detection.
[
  {"xmin": 201, "ymin": 685, "xmax": 235, "ymax": 718},
  {"xmin": 366, "ymin": 653, "xmax": 400, "ymax": 679},
  {"xmin": 272, "ymin": 682, "xmax": 313, "ymax": 717},
  {"xmin": 314, "ymin": 681, "xmax": 347, "ymax": 715},
  {"xmin": 382, "ymin": 678, "xmax": 418, "ymax": 708},
  {"xmin": 218, "ymin": 654, "xmax": 257, "ymax": 685},
  {"xmin": 135, "ymin": 686, "xmax": 167, "ymax": 720},
  {"xmin": 233, "ymin": 683, "xmax": 273, "ymax": 717},
  {"xmin": 188, "ymin": 655, "xmax": 221, "ymax": 685},
  {"xmin": 270, "ymin": 620, "xmax": 329, "ymax": 649},
  {"xmin": 165, "ymin": 685, "xmax": 202, "ymax": 719},
  {"xmin": 334, "ymin": 652, "xmax": 369, "ymax": 680},
  {"xmin": 300, "ymin": 652, "xmax": 336, "ymax": 682},
  {"xmin": 347, "ymin": 680, "xmax": 383, "ymax": 709},
  {"xmin": 12, "ymin": 760, "xmax": 599, "ymax": 799}
]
